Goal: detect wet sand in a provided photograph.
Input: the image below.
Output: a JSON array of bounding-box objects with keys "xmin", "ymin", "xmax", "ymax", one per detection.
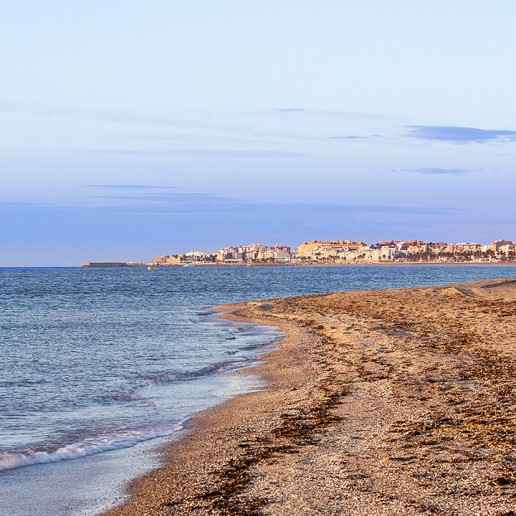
[{"xmin": 107, "ymin": 278, "xmax": 516, "ymax": 515}]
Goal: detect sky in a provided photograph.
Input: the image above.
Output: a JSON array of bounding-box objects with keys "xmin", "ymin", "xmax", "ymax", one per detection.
[{"xmin": 0, "ymin": 1, "xmax": 515, "ymax": 265}]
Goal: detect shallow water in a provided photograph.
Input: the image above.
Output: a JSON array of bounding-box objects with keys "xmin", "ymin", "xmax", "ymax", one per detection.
[{"xmin": 0, "ymin": 265, "xmax": 514, "ymax": 514}]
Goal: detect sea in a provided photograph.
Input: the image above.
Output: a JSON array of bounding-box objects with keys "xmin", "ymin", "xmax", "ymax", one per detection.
[{"xmin": 1, "ymin": 265, "xmax": 514, "ymax": 515}]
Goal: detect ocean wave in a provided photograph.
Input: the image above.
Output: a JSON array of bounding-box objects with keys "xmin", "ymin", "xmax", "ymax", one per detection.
[
  {"xmin": 149, "ymin": 360, "xmax": 248, "ymax": 385},
  {"xmin": 0, "ymin": 422, "xmax": 185, "ymax": 472},
  {"xmin": 93, "ymin": 389, "xmax": 144, "ymax": 405}
]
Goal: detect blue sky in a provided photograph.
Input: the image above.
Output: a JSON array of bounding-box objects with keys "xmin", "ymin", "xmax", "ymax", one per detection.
[{"xmin": 1, "ymin": 1, "xmax": 515, "ymax": 265}]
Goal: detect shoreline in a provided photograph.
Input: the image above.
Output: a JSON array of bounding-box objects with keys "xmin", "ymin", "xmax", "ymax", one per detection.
[
  {"xmin": 151, "ymin": 261, "xmax": 516, "ymax": 268},
  {"xmin": 107, "ymin": 278, "xmax": 516, "ymax": 515}
]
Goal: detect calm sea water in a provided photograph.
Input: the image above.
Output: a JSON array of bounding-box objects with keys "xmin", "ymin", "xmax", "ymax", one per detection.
[{"xmin": 1, "ymin": 265, "xmax": 514, "ymax": 515}]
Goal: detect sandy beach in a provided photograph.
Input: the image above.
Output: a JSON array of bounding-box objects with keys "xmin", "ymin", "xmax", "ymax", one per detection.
[{"xmin": 107, "ymin": 278, "xmax": 515, "ymax": 515}]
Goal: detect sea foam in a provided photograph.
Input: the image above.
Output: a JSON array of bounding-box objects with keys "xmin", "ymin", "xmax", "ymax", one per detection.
[{"xmin": 0, "ymin": 423, "xmax": 184, "ymax": 472}]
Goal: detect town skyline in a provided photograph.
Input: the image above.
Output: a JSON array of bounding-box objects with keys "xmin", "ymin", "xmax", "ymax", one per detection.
[{"xmin": 148, "ymin": 237, "xmax": 515, "ymax": 266}]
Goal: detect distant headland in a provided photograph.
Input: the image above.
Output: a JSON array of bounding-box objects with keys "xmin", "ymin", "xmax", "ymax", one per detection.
[{"xmin": 81, "ymin": 261, "xmax": 146, "ymax": 268}]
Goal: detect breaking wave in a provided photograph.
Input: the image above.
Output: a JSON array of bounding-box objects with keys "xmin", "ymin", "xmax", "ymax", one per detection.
[{"xmin": 0, "ymin": 422, "xmax": 185, "ymax": 472}]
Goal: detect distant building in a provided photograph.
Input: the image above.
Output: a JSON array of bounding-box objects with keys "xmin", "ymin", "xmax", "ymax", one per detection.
[
  {"xmin": 216, "ymin": 246, "xmax": 241, "ymax": 262},
  {"xmin": 376, "ymin": 240, "xmax": 400, "ymax": 247},
  {"xmin": 446, "ymin": 242, "xmax": 481, "ymax": 253},
  {"xmin": 152, "ymin": 255, "xmax": 182, "ymax": 266},
  {"xmin": 297, "ymin": 240, "xmax": 366, "ymax": 258},
  {"xmin": 257, "ymin": 244, "xmax": 291, "ymax": 262},
  {"xmin": 237, "ymin": 243, "xmax": 269, "ymax": 261},
  {"xmin": 489, "ymin": 239, "xmax": 514, "ymax": 252}
]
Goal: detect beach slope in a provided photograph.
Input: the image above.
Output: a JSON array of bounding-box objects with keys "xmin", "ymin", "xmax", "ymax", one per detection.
[{"xmin": 108, "ymin": 278, "xmax": 515, "ymax": 515}]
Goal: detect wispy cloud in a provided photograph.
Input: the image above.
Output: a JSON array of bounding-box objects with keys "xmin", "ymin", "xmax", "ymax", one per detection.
[
  {"xmin": 0, "ymin": 100, "xmax": 396, "ymax": 149},
  {"xmin": 83, "ymin": 148, "xmax": 303, "ymax": 158},
  {"xmin": 274, "ymin": 107, "xmax": 398, "ymax": 120},
  {"xmin": 407, "ymin": 125, "xmax": 516, "ymax": 143},
  {"xmin": 91, "ymin": 193, "xmax": 245, "ymax": 208},
  {"xmin": 396, "ymin": 167, "xmax": 478, "ymax": 175},
  {"xmin": 0, "ymin": 100, "xmax": 179, "ymax": 127},
  {"xmin": 275, "ymin": 108, "xmax": 306, "ymax": 112},
  {"xmin": 0, "ymin": 201, "xmax": 52, "ymax": 208},
  {"xmin": 88, "ymin": 184, "xmax": 177, "ymax": 190},
  {"xmin": 83, "ymin": 191, "xmax": 458, "ymax": 217},
  {"xmin": 329, "ymin": 135, "xmax": 368, "ymax": 140}
]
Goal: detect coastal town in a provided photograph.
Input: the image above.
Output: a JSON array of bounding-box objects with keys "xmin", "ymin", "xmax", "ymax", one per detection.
[{"xmin": 150, "ymin": 238, "xmax": 515, "ymax": 266}]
